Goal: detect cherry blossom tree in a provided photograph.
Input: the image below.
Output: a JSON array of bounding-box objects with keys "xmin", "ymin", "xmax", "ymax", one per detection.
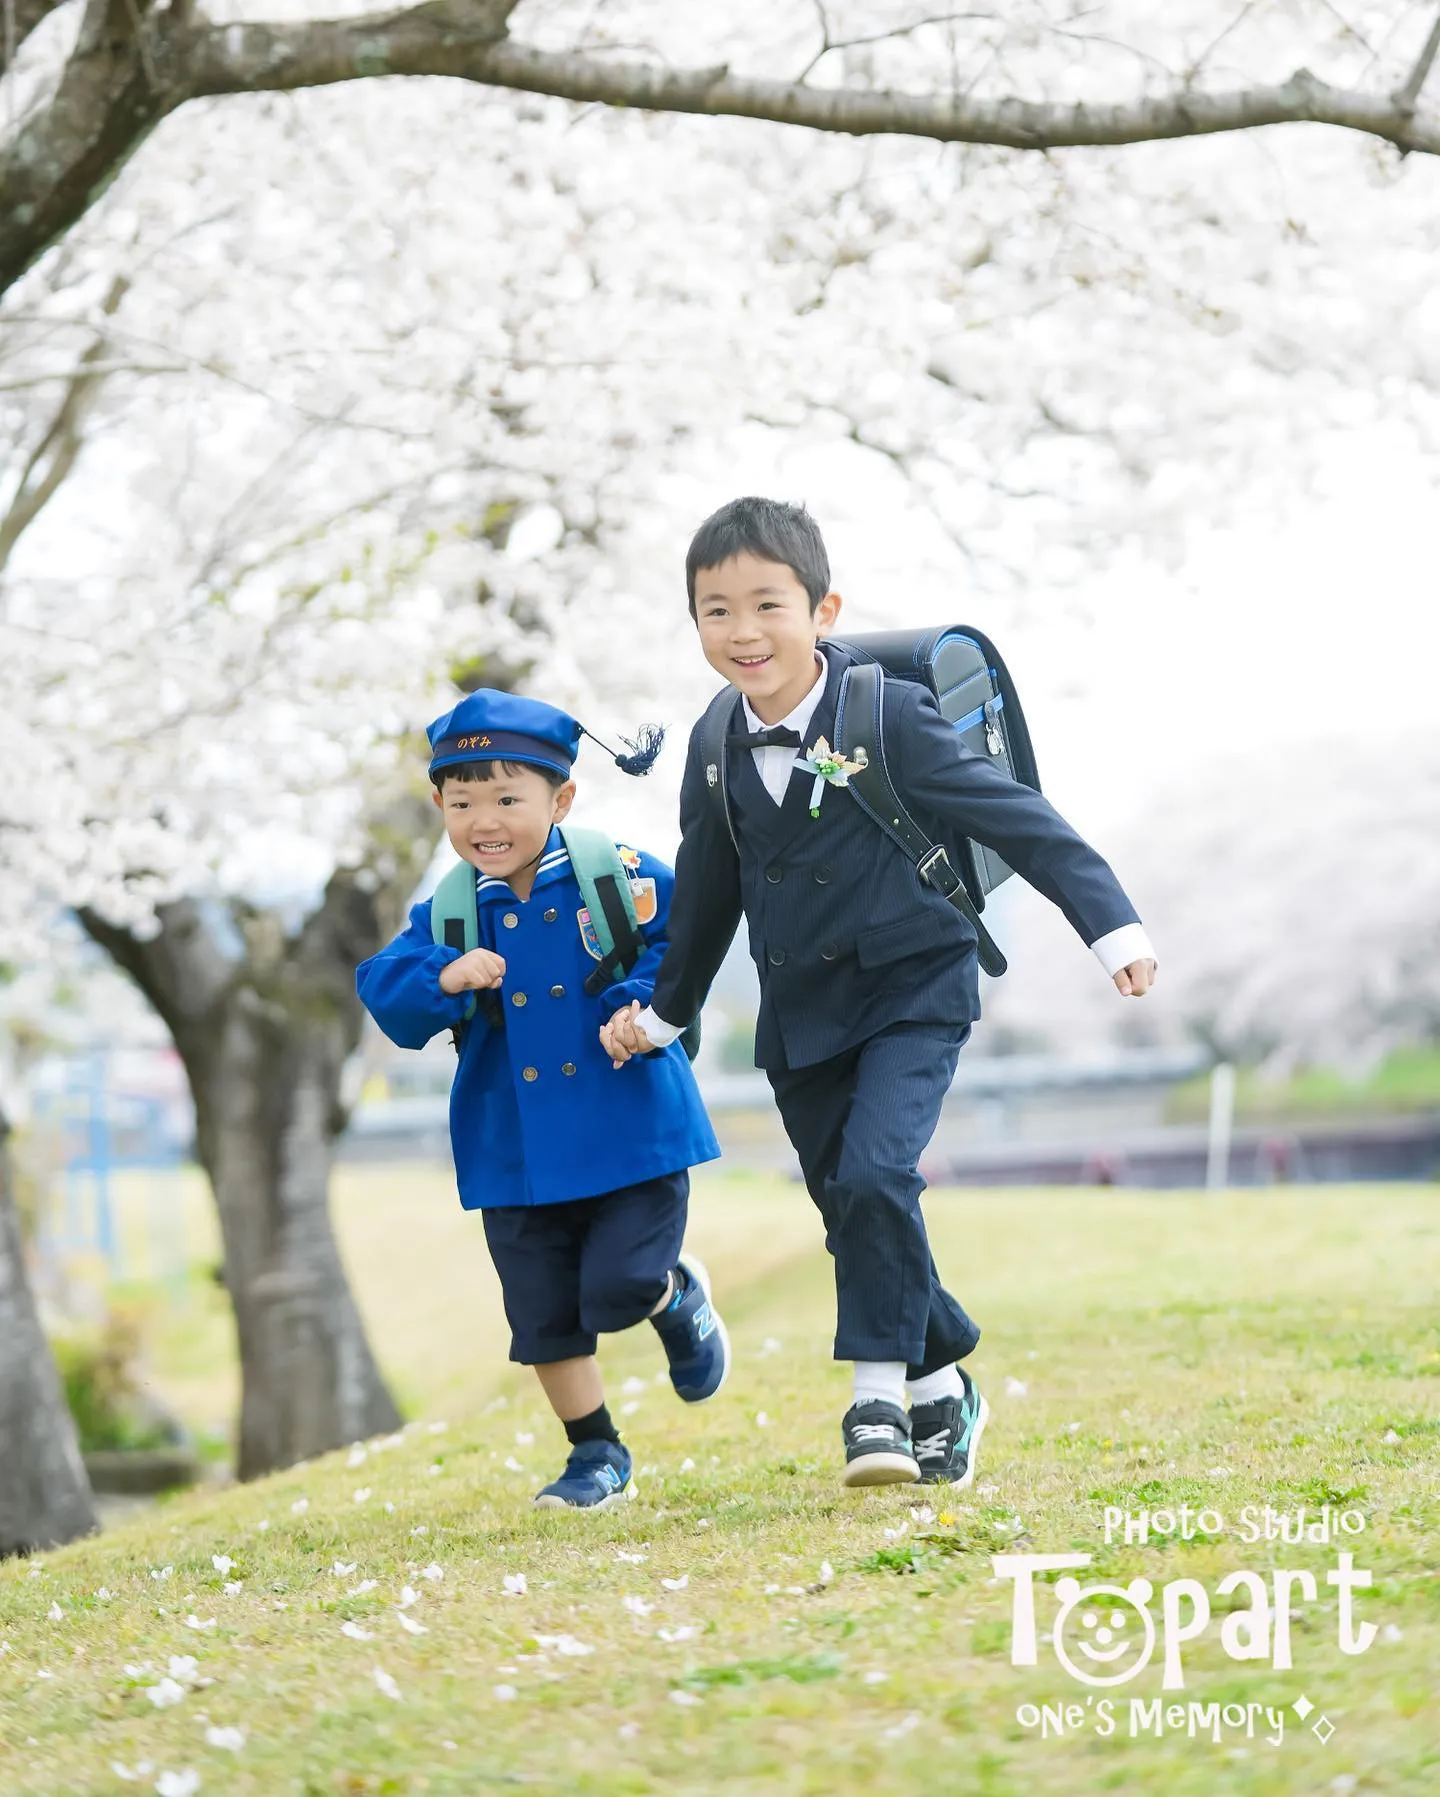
[
  {"xmin": 4, "ymin": 5, "xmax": 1440, "ymax": 1499},
  {"xmin": 3, "ymin": 1, "xmax": 1440, "ymax": 306}
]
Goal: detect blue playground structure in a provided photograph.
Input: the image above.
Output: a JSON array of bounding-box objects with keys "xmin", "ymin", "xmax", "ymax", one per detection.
[{"xmin": 30, "ymin": 1051, "xmax": 191, "ymax": 1287}]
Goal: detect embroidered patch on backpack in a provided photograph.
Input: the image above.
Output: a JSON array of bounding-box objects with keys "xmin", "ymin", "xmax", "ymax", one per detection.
[
  {"xmin": 579, "ymin": 878, "xmax": 657, "ymax": 957},
  {"xmin": 629, "ymin": 877, "xmax": 658, "ymax": 926}
]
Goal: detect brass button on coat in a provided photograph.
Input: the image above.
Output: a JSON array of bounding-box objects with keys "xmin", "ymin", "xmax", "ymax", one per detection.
[
  {"xmin": 561, "ymin": 1062, "xmax": 577, "ymax": 1077},
  {"xmin": 502, "ymin": 912, "xmax": 519, "ymax": 929},
  {"xmin": 550, "ymin": 984, "xmax": 565, "ymax": 999},
  {"xmin": 511, "ymin": 992, "xmax": 527, "ymax": 1007},
  {"xmin": 522, "ymin": 1066, "xmax": 539, "ymax": 1082}
]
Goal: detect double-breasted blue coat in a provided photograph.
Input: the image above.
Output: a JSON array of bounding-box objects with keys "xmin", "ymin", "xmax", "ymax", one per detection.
[{"xmin": 356, "ymin": 829, "xmax": 720, "ymax": 1210}]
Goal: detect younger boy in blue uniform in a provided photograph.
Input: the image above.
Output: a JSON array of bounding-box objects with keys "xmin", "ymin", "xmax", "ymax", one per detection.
[
  {"xmin": 608, "ymin": 498, "xmax": 1157, "ymax": 1490},
  {"xmin": 357, "ymin": 691, "xmax": 729, "ymax": 1511}
]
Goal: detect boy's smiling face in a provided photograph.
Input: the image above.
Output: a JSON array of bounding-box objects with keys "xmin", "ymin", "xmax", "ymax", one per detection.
[
  {"xmin": 432, "ymin": 763, "xmax": 575, "ymax": 895},
  {"xmin": 692, "ymin": 552, "xmax": 842, "ymax": 724}
]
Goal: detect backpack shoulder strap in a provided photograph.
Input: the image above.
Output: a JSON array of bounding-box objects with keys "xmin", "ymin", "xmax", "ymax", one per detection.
[
  {"xmin": 699, "ymin": 686, "xmax": 740, "ymax": 854},
  {"xmin": 559, "ymin": 826, "xmax": 649, "ymax": 998},
  {"xmin": 835, "ymin": 663, "xmax": 1009, "ymax": 979},
  {"xmin": 430, "ymin": 860, "xmax": 480, "ymax": 1023},
  {"xmin": 559, "ymin": 826, "xmax": 703, "ymax": 1062}
]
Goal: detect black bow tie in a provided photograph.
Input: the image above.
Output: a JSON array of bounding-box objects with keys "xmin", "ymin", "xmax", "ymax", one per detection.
[{"xmin": 728, "ymin": 724, "xmax": 803, "ymax": 749}]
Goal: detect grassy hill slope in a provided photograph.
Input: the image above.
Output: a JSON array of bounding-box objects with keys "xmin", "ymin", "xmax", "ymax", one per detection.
[{"xmin": 3, "ymin": 1181, "xmax": 1437, "ymax": 1795}]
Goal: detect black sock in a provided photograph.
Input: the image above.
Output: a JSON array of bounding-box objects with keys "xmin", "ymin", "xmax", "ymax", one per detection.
[{"xmin": 564, "ymin": 1403, "xmax": 619, "ymax": 1447}]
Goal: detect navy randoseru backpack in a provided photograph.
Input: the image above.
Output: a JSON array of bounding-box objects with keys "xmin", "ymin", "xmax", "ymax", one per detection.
[{"xmin": 702, "ymin": 626, "xmax": 1039, "ymax": 978}]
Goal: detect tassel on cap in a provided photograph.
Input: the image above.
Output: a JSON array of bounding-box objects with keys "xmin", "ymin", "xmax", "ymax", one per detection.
[
  {"xmin": 581, "ymin": 722, "xmax": 666, "ymax": 777},
  {"xmin": 615, "ymin": 723, "xmax": 666, "ymax": 776}
]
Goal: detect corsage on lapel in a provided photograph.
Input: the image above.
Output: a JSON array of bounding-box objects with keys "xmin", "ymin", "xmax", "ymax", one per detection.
[{"xmin": 796, "ymin": 736, "xmax": 867, "ymax": 818}]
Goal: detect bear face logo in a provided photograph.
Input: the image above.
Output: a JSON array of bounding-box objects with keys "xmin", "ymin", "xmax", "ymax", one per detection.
[{"xmin": 1052, "ymin": 1576, "xmax": 1156, "ymax": 1687}]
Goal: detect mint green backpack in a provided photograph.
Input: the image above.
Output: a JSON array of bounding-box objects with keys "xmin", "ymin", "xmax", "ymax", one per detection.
[{"xmin": 429, "ymin": 824, "xmax": 701, "ymax": 1061}]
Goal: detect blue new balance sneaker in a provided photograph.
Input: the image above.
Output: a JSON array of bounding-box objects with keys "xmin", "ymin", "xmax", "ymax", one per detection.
[
  {"xmin": 533, "ymin": 1439, "xmax": 633, "ymax": 1511},
  {"xmin": 909, "ymin": 1367, "xmax": 989, "ymax": 1488},
  {"xmin": 649, "ymin": 1253, "xmax": 731, "ymax": 1403}
]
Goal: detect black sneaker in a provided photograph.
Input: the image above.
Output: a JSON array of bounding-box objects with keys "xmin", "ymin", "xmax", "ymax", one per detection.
[
  {"xmin": 841, "ymin": 1399, "xmax": 920, "ymax": 1488},
  {"xmin": 909, "ymin": 1368, "xmax": 989, "ymax": 1487}
]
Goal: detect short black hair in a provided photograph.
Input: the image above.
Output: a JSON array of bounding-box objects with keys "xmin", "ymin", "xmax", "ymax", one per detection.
[
  {"xmin": 685, "ymin": 496, "xmax": 831, "ymax": 616},
  {"xmin": 431, "ymin": 758, "xmax": 569, "ymax": 793}
]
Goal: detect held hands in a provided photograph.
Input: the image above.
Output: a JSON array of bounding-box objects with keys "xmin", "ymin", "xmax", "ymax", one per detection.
[
  {"xmin": 439, "ymin": 948, "xmax": 506, "ymax": 995},
  {"xmin": 1114, "ymin": 958, "xmax": 1157, "ymax": 998},
  {"xmin": 600, "ymin": 999, "xmax": 657, "ymax": 1069}
]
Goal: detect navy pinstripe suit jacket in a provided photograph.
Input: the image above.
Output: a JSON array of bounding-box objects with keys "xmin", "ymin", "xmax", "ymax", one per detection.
[{"xmin": 651, "ymin": 642, "xmax": 1139, "ymax": 1072}]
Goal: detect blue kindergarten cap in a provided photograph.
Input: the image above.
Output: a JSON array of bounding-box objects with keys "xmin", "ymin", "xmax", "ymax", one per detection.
[{"xmin": 426, "ymin": 689, "xmax": 664, "ymax": 780}]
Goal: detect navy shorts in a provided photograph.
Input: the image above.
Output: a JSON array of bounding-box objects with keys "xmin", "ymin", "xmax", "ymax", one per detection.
[{"xmin": 480, "ymin": 1171, "xmax": 690, "ymax": 1364}]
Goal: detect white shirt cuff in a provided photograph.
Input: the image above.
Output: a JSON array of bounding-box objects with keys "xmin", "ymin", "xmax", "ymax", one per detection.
[
  {"xmin": 1091, "ymin": 923, "xmax": 1156, "ymax": 979},
  {"xmin": 632, "ymin": 1006, "xmax": 684, "ymax": 1049}
]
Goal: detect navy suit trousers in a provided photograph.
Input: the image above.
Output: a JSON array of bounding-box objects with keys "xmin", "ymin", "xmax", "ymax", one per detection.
[{"xmin": 767, "ymin": 1022, "xmax": 980, "ymax": 1372}]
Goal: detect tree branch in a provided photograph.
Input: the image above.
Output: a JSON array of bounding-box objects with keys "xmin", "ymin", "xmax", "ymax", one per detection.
[
  {"xmin": 4, "ymin": 3, "xmax": 1440, "ymax": 304},
  {"xmin": 76, "ymin": 896, "xmax": 236, "ymax": 1063},
  {"xmin": 0, "ymin": 275, "xmax": 128, "ymax": 579},
  {"xmin": 1, "ymin": 0, "xmax": 69, "ymax": 70},
  {"xmin": 184, "ymin": 21, "xmax": 1440, "ymax": 157},
  {"xmin": 1395, "ymin": 5, "xmax": 1440, "ymax": 114}
]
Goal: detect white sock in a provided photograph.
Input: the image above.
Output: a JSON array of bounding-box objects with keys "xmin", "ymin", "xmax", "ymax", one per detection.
[
  {"xmin": 852, "ymin": 1361, "xmax": 907, "ymax": 1409},
  {"xmin": 906, "ymin": 1364, "xmax": 966, "ymax": 1405}
]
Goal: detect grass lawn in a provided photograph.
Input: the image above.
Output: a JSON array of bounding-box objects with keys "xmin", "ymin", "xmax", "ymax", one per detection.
[{"xmin": 3, "ymin": 1174, "xmax": 1438, "ymax": 1795}]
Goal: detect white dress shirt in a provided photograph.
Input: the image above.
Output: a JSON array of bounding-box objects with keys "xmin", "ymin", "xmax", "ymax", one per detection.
[
  {"xmin": 742, "ymin": 654, "xmax": 829, "ymax": 805},
  {"xmin": 634, "ymin": 657, "xmax": 1155, "ymax": 1045}
]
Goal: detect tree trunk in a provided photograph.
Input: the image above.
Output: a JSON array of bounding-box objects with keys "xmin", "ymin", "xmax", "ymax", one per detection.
[
  {"xmin": 0, "ymin": 1105, "xmax": 99, "ymax": 1556},
  {"xmin": 79, "ymin": 795, "xmax": 431, "ymax": 1478},
  {"xmin": 190, "ymin": 982, "xmax": 401, "ymax": 1480}
]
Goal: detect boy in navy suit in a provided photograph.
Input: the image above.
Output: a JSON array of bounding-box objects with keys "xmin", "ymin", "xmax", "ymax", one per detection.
[
  {"xmin": 606, "ymin": 498, "xmax": 1156, "ymax": 1489},
  {"xmin": 357, "ymin": 691, "xmax": 729, "ymax": 1511}
]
